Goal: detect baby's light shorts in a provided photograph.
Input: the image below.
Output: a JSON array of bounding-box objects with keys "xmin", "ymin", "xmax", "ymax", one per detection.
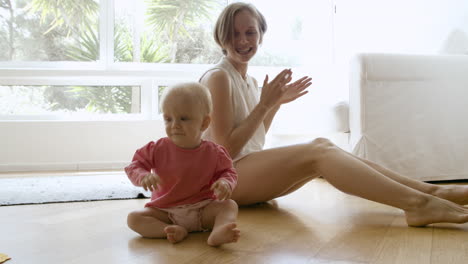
[{"xmin": 157, "ymin": 200, "xmax": 213, "ymax": 232}]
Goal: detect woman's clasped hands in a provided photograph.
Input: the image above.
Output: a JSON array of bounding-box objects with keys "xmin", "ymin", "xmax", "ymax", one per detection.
[{"xmin": 259, "ymin": 69, "xmax": 312, "ymax": 110}]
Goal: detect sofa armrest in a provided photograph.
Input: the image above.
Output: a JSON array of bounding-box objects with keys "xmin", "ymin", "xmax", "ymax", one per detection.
[{"xmin": 349, "ymin": 53, "xmax": 468, "ymax": 181}]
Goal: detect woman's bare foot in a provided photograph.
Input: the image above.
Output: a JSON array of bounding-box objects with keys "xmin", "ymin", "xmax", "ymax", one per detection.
[
  {"xmin": 405, "ymin": 195, "xmax": 468, "ymax": 227},
  {"xmin": 164, "ymin": 225, "xmax": 188, "ymax": 243},
  {"xmin": 432, "ymin": 184, "xmax": 468, "ymax": 205},
  {"xmin": 207, "ymin": 223, "xmax": 240, "ymax": 246}
]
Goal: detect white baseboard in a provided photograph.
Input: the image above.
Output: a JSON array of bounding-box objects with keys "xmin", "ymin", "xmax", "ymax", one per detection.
[{"xmin": 0, "ymin": 161, "xmax": 128, "ymax": 173}]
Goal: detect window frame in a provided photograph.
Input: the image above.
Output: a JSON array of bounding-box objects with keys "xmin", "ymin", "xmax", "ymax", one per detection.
[
  {"xmin": 0, "ymin": 0, "xmax": 229, "ymax": 121},
  {"xmin": 0, "ymin": 0, "xmax": 332, "ymax": 122}
]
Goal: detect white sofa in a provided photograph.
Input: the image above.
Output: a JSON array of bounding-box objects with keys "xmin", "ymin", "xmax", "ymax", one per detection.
[{"xmin": 349, "ymin": 53, "xmax": 468, "ymax": 181}]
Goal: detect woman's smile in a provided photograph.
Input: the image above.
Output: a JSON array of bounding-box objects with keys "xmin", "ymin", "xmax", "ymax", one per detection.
[{"xmin": 236, "ymin": 47, "xmax": 252, "ymax": 55}]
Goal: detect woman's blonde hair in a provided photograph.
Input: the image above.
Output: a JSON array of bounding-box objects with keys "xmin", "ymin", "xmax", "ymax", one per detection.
[
  {"xmin": 214, "ymin": 2, "xmax": 267, "ymax": 55},
  {"xmin": 160, "ymin": 82, "xmax": 212, "ymax": 116}
]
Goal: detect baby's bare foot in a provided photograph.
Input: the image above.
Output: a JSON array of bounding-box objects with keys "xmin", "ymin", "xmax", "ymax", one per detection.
[
  {"xmin": 164, "ymin": 225, "xmax": 188, "ymax": 244},
  {"xmin": 207, "ymin": 223, "xmax": 240, "ymax": 247},
  {"xmin": 432, "ymin": 184, "xmax": 468, "ymax": 205},
  {"xmin": 405, "ymin": 196, "xmax": 468, "ymax": 227}
]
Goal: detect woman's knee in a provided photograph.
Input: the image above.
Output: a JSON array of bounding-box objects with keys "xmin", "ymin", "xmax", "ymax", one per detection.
[
  {"xmin": 310, "ymin": 137, "xmax": 334, "ymax": 147},
  {"xmin": 307, "ymin": 137, "xmax": 339, "ymax": 159},
  {"xmin": 310, "ymin": 137, "xmax": 336, "ymax": 150}
]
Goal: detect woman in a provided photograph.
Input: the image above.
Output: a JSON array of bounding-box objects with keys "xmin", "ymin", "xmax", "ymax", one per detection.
[{"xmin": 199, "ymin": 2, "xmax": 468, "ymax": 227}]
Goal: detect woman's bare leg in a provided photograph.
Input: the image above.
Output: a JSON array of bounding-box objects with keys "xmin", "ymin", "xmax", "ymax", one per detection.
[
  {"xmin": 232, "ymin": 144, "xmax": 321, "ymax": 205},
  {"xmin": 353, "ymin": 155, "xmax": 468, "ymax": 205},
  {"xmin": 278, "ymin": 176, "xmax": 316, "ymax": 197},
  {"xmin": 233, "ymin": 138, "xmax": 468, "ymax": 226}
]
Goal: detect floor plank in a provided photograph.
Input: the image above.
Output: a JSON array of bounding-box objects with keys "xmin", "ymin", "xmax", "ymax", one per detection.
[
  {"xmin": 1, "ymin": 178, "xmax": 467, "ymax": 264},
  {"xmin": 372, "ymin": 217, "xmax": 433, "ymax": 264},
  {"xmin": 431, "ymin": 223, "xmax": 468, "ymax": 264}
]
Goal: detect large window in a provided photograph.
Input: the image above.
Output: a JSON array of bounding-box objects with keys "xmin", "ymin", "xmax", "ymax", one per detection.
[
  {"xmin": 0, "ymin": 0, "xmax": 333, "ymax": 172},
  {"xmin": 113, "ymin": 0, "xmax": 224, "ymax": 64},
  {"xmin": 0, "ymin": 0, "xmax": 99, "ymax": 62},
  {"xmin": 0, "ymin": 0, "xmax": 335, "ymax": 122},
  {"xmin": 0, "ymin": 84, "xmax": 144, "ymax": 119}
]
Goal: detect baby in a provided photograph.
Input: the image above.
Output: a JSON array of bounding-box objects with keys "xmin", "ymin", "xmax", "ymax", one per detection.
[{"xmin": 125, "ymin": 82, "xmax": 240, "ymax": 246}]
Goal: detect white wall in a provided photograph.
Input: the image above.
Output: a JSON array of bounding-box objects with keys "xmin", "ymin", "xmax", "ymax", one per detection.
[
  {"xmin": 0, "ymin": 68, "xmax": 201, "ymax": 173},
  {"xmin": 333, "ymin": 0, "xmax": 468, "ymax": 98},
  {"xmin": 0, "ymin": 121, "xmax": 166, "ymax": 172},
  {"xmin": 257, "ymin": 0, "xmax": 339, "ymax": 135}
]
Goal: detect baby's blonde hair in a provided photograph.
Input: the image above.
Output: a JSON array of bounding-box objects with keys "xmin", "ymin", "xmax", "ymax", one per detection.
[
  {"xmin": 160, "ymin": 82, "xmax": 212, "ymax": 116},
  {"xmin": 214, "ymin": 2, "xmax": 267, "ymax": 55}
]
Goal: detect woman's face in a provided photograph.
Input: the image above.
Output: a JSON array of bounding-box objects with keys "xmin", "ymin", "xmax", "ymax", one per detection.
[{"xmin": 225, "ymin": 10, "xmax": 260, "ymax": 64}]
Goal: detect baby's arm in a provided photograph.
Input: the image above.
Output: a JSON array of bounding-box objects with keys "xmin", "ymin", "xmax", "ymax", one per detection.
[
  {"xmin": 211, "ymin": 179, "xmax": 232, "ymax": 201},
  {"xmin": 124, "ymin": 141, "xmax": 158, "ymax": 187},
  {"xmin": 211, "ymin": 145, "xmax": 238, "ymax": 201},
  {"xmin": 140, "ymin": 169, "xmax": 161, "ymax": 192}
]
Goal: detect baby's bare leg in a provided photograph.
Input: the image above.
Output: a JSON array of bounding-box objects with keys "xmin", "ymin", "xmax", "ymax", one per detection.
[
  {"xmin": 127, "ymin": 207, "xmax": 187, "ymax": 242},
  {"xmin": 201, "ymin": 200, "xmax": 240, "ymax": 246}
]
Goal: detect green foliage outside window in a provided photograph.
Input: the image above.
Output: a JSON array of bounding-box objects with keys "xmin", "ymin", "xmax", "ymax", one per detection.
[{"xmin": 0, "ymin": 0, "xmax": 224, "ymax": 114}]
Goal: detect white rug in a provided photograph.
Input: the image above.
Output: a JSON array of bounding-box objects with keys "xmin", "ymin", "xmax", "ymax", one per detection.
[{"xmin": 0, "ymin": 172, "xmax": 151, "ymax": 206}]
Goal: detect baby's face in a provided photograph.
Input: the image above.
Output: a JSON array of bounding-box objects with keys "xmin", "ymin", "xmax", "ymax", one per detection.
[{"xmin": 162, "ymin": 94, "xmax": 207, "ymax": 149}]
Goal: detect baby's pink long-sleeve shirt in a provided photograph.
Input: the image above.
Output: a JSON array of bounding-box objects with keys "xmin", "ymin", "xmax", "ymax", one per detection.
[{"xmin": 125, "ymin": 137, "xmax": 237, "ymax": 208}]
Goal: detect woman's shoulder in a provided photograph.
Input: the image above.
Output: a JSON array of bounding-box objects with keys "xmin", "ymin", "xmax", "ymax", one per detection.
[
  {"xmin": 200, "ymin": 58, "xmax": 236, "ymax": 83},
  {"xmin": 200, "ymin": 68, "xmax": 231, "ymax": 92},
  {"xmin": 201, "ymin": 68, "xmax": 229, "ymax": 83}
]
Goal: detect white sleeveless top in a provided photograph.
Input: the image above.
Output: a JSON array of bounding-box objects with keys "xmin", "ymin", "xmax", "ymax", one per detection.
[{"xmin": 200, "ymin": 57, "xmax": 266, "ymax": 162}]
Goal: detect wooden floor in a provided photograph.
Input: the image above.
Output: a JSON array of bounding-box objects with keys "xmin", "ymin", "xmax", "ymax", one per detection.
[{"xmin": 1, "ymin": 178, "xmax": 467, "ymax": 264}]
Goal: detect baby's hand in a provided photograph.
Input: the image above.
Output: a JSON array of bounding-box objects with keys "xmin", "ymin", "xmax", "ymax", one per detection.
[
  {"xmin": 211, "ymin": 179, "xmax": 232, "ymax": 201},
  {"xmin": 141, "ymin": 169, "xmax": 161, "ymax": 192}
]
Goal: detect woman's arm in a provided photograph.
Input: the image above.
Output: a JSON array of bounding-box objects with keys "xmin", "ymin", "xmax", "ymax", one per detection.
[
  {"xmin": 263, "ymin": 104, "xmax": 280, "ymax": 134},
  {"xmin": 201, "ymin": 69, "xmax": 270, "ymax": 158},
  {"xmin": 202, "ymin": 69, "xmax": 310, "ymax": 158},
  {"xmin": 258, "ymin": 75, "xmax": 312, "ymax": 134},
  {"xmin": 251, "ymin": 77, "xmax": 279, "ymax": 133}
]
